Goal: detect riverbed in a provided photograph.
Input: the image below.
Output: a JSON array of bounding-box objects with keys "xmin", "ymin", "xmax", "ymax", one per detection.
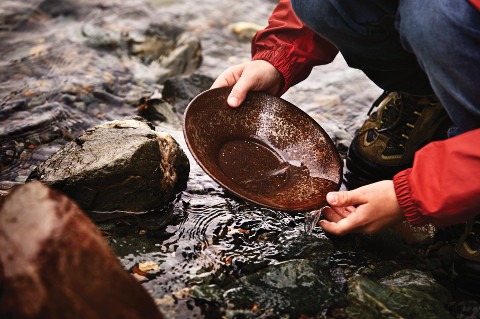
[{"xmin": 1, "ymin": 0, "xmax": 479, "ymax": 318}]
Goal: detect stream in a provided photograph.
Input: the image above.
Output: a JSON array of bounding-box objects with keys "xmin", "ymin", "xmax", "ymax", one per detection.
[{"xmin": 1, "ymin": 0, "xmax": 479, "ymax": 318}]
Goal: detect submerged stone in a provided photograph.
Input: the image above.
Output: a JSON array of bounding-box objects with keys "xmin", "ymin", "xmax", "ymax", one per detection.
[
  {"xmin": 223, "ymin": 259, "xmax": 344, "ymax": 318},
  {"xmin": 379, "ymin": 269, "xmax": 452, "ymax": 305},
  {"xmin": 162, "ymin": 72, "xmax": 215, "ymax": 114},
  {"xmin": 0, "ymin": 181, "xmax": 164, "ymax": 319},
  {"xmin": 190, "ymin": 284, "xmax": 224, "ymax": 303},
  {"xmin": 346, "ymin": 275, "xmax": 453, "ymax": 319},
  {"xmin": 137, "ymin": 91, "xmax": 182, "ymax": 128},
  {"xmin": 27, "ymin": 117, "xmax": 189, "ymax": 218}
]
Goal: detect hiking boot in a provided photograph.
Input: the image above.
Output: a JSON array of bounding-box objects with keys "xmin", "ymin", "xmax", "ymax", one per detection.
[
  {"xmin": 453, "ymin": 216, "xmax": 480, "ymax": 296},
  {"xmin": 346, "ymin": 91, "xmax": 452, "ymax": 186}
]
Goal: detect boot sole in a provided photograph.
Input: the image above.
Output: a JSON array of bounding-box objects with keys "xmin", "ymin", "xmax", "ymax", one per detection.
[{"xmin": 452, "ymin": 251, "xmax": 480, "ymax": 296}]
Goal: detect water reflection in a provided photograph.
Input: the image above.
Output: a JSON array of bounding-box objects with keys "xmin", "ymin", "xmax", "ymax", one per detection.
[{"xmin": 304, "ymin": 207, "xmax": 327, "ymax": 235}]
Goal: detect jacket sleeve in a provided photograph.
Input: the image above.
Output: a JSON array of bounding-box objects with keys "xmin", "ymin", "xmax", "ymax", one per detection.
[
  {"xmin": 393, "ymin": 128, "xmax": 480, "ymax": 227},
  {"xmin": 251, "ymin": 0, "xmax": 338, "ymax": 94}
]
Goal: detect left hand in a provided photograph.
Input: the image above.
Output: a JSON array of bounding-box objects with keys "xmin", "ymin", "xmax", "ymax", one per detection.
[{"xmin": 319, "ymin": 180, "xmax": 405, "ymax": 235}]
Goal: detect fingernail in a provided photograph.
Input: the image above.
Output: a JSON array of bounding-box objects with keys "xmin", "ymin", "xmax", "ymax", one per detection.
[
  {"xmin": 327, "ymin": 192, "xmax": 337, "ymax": 205},
  {"xmin": 228, "ymin": 96, "xmax": 239, "ymax": 107}
]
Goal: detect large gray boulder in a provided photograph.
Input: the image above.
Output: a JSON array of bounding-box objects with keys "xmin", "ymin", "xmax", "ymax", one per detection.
[
  {"xmin": 0, "ymin": 181, "xmax": 164, "ymax": 319},
  {"xmin": 27, "ymin": 117, "xmax": 189, "ymax": 216}
]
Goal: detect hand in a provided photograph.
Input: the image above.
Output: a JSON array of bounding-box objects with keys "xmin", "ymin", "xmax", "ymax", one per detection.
[
  {"xmin": 211, "ymin": 60, "xmax": 284, "ymax": 107},
  {"xmin": 319, "ymin": 180, "xmax": 405, "ymax": 235}
]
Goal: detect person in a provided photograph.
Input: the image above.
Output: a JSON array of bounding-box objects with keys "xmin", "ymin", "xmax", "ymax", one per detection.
[{"xmin": 211, "ymin": 0, "xmax": 480, "ymax": 294}]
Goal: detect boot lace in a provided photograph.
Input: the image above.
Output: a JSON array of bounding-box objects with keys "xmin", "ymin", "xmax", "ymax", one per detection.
[{"xmin": 367, "ymin": 92, "xmax": 434, "ymax": 154}]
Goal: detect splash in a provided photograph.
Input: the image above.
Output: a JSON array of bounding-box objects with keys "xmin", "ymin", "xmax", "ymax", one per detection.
[{"xmin": 304, "ymin": 206, "xmax": 328, "ymax": 234}]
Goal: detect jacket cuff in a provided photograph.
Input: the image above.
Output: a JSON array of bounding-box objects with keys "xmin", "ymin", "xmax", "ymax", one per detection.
[
  {"xmin": 393, "ymin": 169, "xmax": 428, "ymax": 226},
  {"xmin": 252, "ymin": 47, "xmax": 295, "ymax": 95}
]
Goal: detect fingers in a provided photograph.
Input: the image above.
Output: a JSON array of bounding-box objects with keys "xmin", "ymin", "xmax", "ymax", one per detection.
[
  {"xmin": 320, "ymin": 181, "xmax": 405, "ymax": 236},
  {"xmin": 326, "ymin": 187, "xmax": 367, "ymax": 208},
  {"xmin": 211, "ymin": 60, "xmax": 283, "ymax": 108},
  {"xmin": 319, "ymin": 215, "xmax": 362, "ymax": 236},
  {"xmin": 210, "ymin": 64, "xmax": 255, "ymax": 107},
  {"xmin": 211, "ymin": 64, "xmax": 244, "ymax": 89},
  {"xmin": 322, "ymin": 206, "xmax": 353, "ymax": 222},
  {"xmin": 227, "ymin": 62, "xmax": 269, "ymax": 107}
]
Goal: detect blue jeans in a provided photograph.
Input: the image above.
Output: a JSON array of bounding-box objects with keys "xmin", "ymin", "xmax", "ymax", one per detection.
[{"xmin": 290, "ymin": 0, "xmax": 480, "ymax": 132}]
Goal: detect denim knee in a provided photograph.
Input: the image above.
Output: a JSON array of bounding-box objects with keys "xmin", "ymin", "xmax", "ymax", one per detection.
[
  {"xmin": 290, "ymin": 0, "xmax": 334, "ymax": 38},
  {"xmin": 290, "ymin": 0, "xmax": 433, "ymax": 94},
  {"xmin": 396, "ymin": 1, "xmax": 455, "ymax": 66},
  {"xmin": 397, "ymin": 0, "xmax": 480, "ymax": 131},
  {"xmin": 290, "ymin": 0, "xmax": 397, "ymax": 40}
]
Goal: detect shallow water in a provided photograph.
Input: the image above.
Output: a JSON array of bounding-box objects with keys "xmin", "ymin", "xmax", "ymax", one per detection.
[{"xmin": 1, "ymin": 0, "xmax": 479, "ymax": 318}]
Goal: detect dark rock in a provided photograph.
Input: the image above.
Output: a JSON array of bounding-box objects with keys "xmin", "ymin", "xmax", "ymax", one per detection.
[
  {"xmin": 264, "ymin": 228, "xmax": 334, "ymax": 261},
  {"xmin": 190, "ymin": 284, "xmax": 224, "ymax": 303},
  {"xmin": 137, "ymin": 91, "xmax": 181, "ymax": 127},
  {"xmin": 437, "ymin": 244, "xmax": 455, "ymax": 267},
  {"xmin": 162, "ymin": 73, "xmax": 215, "ymax": 114},
  {"xmin": 223, "ymin": 259, "xmax": 344, "ymax": 317},
  {"xmin": 347, "ymin": 275, "xmax": 453, "ymax": 318},
  {"xmin": 82, "ymin": 19, "xmax": 202, "ymax": 84},
  {"xmin": 38, "ymin": 0, "xmax": 78, "ymax": 17},
  {"xmin": 379, "ymin": 269, "xmax": 452, "ymax": 305},
  {"xmin": 0, "ymin": 181, "xmax": 164, "ymax": 319},
  {"xmin": 27, "ymin": 117, "xmax": 189, "ymax": 217},
  {"xmin": 393, "ymin": 221, "xmax": 436, "ymax": 245},
  {"xmin": 451, "ymin": 300, "xmax": 480, "ymax": 319}
]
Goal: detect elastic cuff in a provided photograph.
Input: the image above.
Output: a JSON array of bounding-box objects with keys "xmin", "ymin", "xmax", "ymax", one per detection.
[
  {"xmin": 393, "ymin": 169, "xmax": 428, "ymax": 226},
  {"xmin": 252, "ymin": 47, "xmax": 295, "ymax": 95}
]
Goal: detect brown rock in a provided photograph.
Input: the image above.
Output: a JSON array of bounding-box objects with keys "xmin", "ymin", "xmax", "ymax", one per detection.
[{"xmin": 0, "ymin": 181, "xmax": 164, "ymax": 319}]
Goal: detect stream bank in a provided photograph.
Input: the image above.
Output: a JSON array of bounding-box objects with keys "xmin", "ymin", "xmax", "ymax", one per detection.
[{"xmin": 1, "ymin": 0, "xmax": 479, "ymax": 318}]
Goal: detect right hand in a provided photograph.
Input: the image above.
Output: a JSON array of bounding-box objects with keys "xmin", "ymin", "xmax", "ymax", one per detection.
[{"xmin": 210, "ymin": 60, "xmax": 284, "ymax": 107}]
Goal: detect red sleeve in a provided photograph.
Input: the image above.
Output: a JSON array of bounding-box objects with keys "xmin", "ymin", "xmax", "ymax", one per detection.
[
  {"xmin": 469, "ymin": 0, "xmax": 480, "ymax": 11},
  {"xmin": 251, "ymin": 0, "xmax": 338, "ymax": 94},
  {"xmin": 393, "ymin": 128, "xmax": 480, "ymax": 227}
]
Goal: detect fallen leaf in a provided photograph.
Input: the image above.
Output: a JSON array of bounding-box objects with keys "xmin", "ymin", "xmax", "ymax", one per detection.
[
  {"xmin": 138, "ymin": 261, "xmax": 160, "ymax": 272},
  {"xmin": 132, "ymin": 265, "xmax": 147, "ymax": 276}
]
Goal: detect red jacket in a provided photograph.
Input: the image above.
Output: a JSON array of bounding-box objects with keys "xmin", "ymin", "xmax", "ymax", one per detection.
[{"xmin": 251, "ymin": 0, "xmax": 480, "ymax": 227}]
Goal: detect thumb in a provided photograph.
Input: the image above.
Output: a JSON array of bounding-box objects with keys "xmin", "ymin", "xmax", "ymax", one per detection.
[
  {"xmin": 227, "ymin": 80, "xmax": 251, "ymax": 108},
  {"xmin": 326, "ymin": 189, "xmax": 365, "ymax": 207},
  {"xmin": 227, "ymin": 67, "xmax": 263, "ymax": 107}
]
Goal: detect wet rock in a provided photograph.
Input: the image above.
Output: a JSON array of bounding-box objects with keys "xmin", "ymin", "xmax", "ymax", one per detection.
[
  {"xmin": 379, "ymin": 269, "xmax": 452, "ymax": 305},
  {"xmin": 393, "ymin": 221, "xmax": 437, "ymax": 245},
  {"xmin": 451, "ymin": 300, "xmax": 480, "ymax": 319},
  {"xmin": 0, "ymin": 181, "xmax": 164, "ymax": 319},
  {"xmin": 162, "ymin": 72, "xmax": 215, "ymax": 114},
  {"xmin": 264, "ymin": 228, "xmax": 335, "ymax": 261},
  {"xmin": 0, "ymin": 1, "xmax": 39, "ymax": 31},
  {"xmin": 137, "ymin": 91, "xmax": 181, "ymax": 127},
  {"xmin": 27, "ymin": 117, "xmax": 189, "ymax": 217},
  {"xmin": 437, "ymin": 244, "xmax": 455, "ymax": 267},
  {"xmin": 38, "ymin": 0, "xmax": 78, "ymax": 18},
  {"xmin": 82, "ymin": 17, "xmax": 202, "ymax": 83},
  {"xmin": 190, "ymin": 284, "xmax": 224, "ymax": 303},
  {"xmin": 223, "ymin": 259, "xmax": 344, "ymax": 317},
  {"xmin": 158, "ymin": 32, "xmax": 203, "ymax": 82},
  {"xmin": 347, "ymin": 275, "xmax": 453, "ymax": 318},
  {"xmin": 228, "ymin": 21, "xmax": 264, "ymax": 42}
]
